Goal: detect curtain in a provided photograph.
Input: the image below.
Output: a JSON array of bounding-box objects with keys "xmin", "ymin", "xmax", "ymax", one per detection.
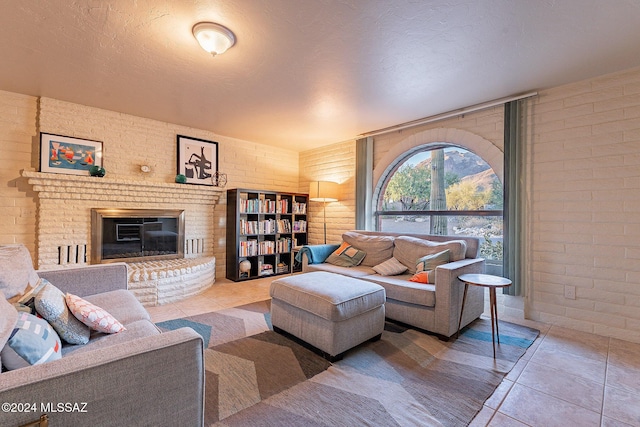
[
  {"xmin": 355, "ymin": 137, "xmax": 373, "ymax": 230},
  {"xmin": 503, "ymin": 100, "xmax": 523, "ymax": 296}
]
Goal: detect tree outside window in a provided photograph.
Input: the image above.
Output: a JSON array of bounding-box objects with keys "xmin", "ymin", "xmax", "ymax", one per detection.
[{"xmin": 378, "ymin": 145, "xmax": 503, "ymax": 267}]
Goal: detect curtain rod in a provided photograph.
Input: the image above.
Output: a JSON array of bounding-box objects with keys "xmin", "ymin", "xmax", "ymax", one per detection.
[{"xmin": 357, "ymin": 91, "xmax": 538, "ymax": 138}]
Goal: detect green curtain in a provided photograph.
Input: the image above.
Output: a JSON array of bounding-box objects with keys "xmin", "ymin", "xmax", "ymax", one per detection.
[
  {"xmin": 503, "ymin": 100, "xmax": 523, "ymax": 296},
  {"xmin": 355, "ymin": 137, "xmax": 373, "ymax": 230}
]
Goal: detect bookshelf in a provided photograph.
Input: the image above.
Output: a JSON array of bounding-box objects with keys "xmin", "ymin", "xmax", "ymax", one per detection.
[{"xmin": 226, "ymin": 188, "xmax": 308, "ymax": 281}]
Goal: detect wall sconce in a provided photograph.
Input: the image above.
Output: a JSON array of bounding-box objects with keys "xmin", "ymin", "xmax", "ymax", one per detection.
[
  {"xmin": 192, "ymin": 22, "xmax": 236, "ymax": 56},
  {"xmin": 309, "ymin": 181, "xmax": 339, "ymax": 244}
]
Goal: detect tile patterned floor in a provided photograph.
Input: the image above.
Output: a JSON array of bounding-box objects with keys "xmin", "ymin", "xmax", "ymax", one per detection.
[{"xmin": 146, "ymin": 277, "xmax": 640, "ymax": 427}]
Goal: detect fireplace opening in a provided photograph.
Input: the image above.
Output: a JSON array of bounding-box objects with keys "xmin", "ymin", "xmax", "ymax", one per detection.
[{"xmin": 91, "ymin": 208, "xmax": 185, "ymax": 263}]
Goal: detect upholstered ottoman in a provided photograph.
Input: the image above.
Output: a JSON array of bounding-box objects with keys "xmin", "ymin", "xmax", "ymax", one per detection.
[{"xmin": 270, "ymin": 271, "xmax": 385, "ymax": 360}]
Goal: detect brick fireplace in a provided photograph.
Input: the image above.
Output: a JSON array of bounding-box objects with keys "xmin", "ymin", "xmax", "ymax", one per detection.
[{"xmin": 22, "ymin": 170, "xmax": 223, "ymax": 305}]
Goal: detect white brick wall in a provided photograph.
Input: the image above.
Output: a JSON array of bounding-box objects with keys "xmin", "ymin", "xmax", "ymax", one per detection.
[
  {"xmin": 0, "ymin": 90, "xmax": 38, "ymax": 253},
  {"xmin": 526, "ymin": 66, "xmax": 640, "ymax": 343},
  {"xmin": 299, "ymin": 140, "xmax": 356, "ymax": 244},
  {"xmin": 0, "ymin": 94, "xmax": 299, "ymax": 280}
]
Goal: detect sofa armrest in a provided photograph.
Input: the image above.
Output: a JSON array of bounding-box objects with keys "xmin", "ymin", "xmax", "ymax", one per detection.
[
  {"xmin": 433, "ymin": 258, "xmax": 486, "ymax": 337},
  {"xmin": 0, "ymin": 327, "xmax": 204, "ymax": 427},
  {"xmin": 37, "ymin": 263, "xmax": 129, "ymax": 297}
]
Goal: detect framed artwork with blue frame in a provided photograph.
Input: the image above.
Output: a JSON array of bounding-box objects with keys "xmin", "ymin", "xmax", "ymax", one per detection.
[
  {"xmin": 40, "ymin": 133, "xmax": 103, "ymax": 176},
  {"xmin": 177, "ymin": 134, "xmax": 219, "ymax": 185}
]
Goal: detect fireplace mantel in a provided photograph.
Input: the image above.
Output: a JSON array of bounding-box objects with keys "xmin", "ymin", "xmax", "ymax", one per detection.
[
  {"xmin": 21, "ymin": 170, "xmax": 223, "ymax": 269},
  {"xmin": 22, "ymin": 170, "xmax": 223, "ymax": 203}
]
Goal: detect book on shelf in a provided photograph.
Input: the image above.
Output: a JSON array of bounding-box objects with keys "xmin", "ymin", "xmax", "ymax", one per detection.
[
  {"xmin": 293, "ymin": 219, "xmax": 307, "ymax": 232},
  {"xmin": 239, "ymin": 198, "xmax": 276, "ymax": 214},
  {"xmin": 276, "ymin": 199, "xmax": 289, "ymax": 214},
  {"xmin": 258, "ymin": 262, "xmax": 274, "ymax": 276},
  {"xmin": 292, "ymin": 202, "xmax": 307, "ymax": 214},
  {"xmin": 239, "ymin": 239, "xmax": 258, "ymax": 257},
  {"xmin": 275, "ymin": 237, "xmax": 293, "ymax": 253},
  {"xmin": 276, "ymin": 219, "xmax": 291, "ymax": 233}
]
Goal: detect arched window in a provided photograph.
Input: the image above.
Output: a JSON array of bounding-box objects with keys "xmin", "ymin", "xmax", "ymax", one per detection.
[{"xmin": 376, "ymin": 144, "xmax": 503, "ymax": 269}]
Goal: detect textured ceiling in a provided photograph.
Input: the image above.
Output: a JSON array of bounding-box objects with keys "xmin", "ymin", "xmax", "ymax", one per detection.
[{"xmin": 1, "ymin": 1, "xmax": 640, "ymax": 151}]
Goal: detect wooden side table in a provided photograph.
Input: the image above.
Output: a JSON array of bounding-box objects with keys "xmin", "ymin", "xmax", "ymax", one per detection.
[{"xmin": 457, "ymin": 273, "xmax": 512, "ymax": 358}]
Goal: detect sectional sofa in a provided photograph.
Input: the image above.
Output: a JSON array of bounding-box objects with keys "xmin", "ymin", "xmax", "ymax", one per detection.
[{"xmin": 300, "ymin": 230, "xmax": 486, "ymax": 338}]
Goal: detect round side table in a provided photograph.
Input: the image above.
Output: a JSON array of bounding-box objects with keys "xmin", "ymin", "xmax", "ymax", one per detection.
[{"xmin": 457, "ymin": 273, "xmax": 512, "ymax": 358}]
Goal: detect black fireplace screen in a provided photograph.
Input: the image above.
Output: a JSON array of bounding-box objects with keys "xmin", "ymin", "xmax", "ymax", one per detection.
[{"xmin": 91, "ymin": 209, "xmax": 185, "ymax": 263}]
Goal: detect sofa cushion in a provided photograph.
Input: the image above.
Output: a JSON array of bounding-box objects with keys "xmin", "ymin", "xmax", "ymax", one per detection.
[
  {"xmin": 361, "ymin": 274, "xmax": 436, "ymax": 307},
  {"xmin": 34, "ymin": 280, "xmax": 90, "ymax": 345},
  {"xmin": 342, "ymin": 232, "xmax": 395, "ymax": 267},
  {"xmin": 393, "ymin": 236, "xmax": 467, "ymax": 273},
  {"xmin": 61, "ymin": 319, "xmax": 160, "ymax": 356},
  {"xmin": 0, "ymin": 244, "xmax": 40, "ymax": 300},
  {"xmin": 66, "ymin": 293, "xmax": 126, "ymax": 334},
  {"xmin": 325, "ymin": 242, "xmax": 366, "ymax": 267},
  {"xmin": 372, "ymin": 257, "xmax": 407, "ymax": 276},
  {"xmin": 84, "ymin": 289, "xmax": 151, "ymax": 325},
  {"xmin": 1, "ymin": 312, "xmax": 62, "ymax": 370},
  {"xmin": 0, "ymin": 297, "xmax": 19, "ymax": 369},
  {"xmin": 307, "ymin": 263, "xmax": 375, "ymax": 278}
]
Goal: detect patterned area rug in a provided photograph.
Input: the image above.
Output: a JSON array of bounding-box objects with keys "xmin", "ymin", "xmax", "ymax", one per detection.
[{"xmin": 157, "ymin": 300, "xmax": 539, "ymax": 427}]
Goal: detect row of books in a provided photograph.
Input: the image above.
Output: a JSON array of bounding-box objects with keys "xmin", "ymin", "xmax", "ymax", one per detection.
[
  {"xmin": 258, "ymin": 262, "xmax": 274, "ymax": 276},
  {"xmin": 239, "ymin": 237, "xmax": 294, "ymax": 256},
  {"xmin": 292, "ymin": 202, "xmax": 307, "ymax": 214},
  {"xmin": 293, "ymin": 220, "xmax": 307, "ymax": 232},
  {"xmin": 240, "ymin": 219, "xmax": 296, "ymax": 235},
  {"xmin": 239, "ymin": 198, "xmax": 307, "ymax": 215}
]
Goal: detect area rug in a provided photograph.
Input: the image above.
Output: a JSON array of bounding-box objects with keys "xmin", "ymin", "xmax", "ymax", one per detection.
[{"xmin": 157, "ymin": 300, "xmax": 539, "ymax": 427}]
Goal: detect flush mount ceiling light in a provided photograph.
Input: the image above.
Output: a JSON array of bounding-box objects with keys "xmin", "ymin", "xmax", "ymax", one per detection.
[{"xmin": 192, "ymin": 22, "xmax": 236, "ymax": 56}]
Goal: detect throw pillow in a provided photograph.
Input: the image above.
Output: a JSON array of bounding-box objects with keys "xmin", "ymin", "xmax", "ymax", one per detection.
[
  {"xmin": 0, "ymin": 244, "xmax": 40, "ymax": 299},
  {"xmin": 13, "ymin": 277, "xmax": 48, "ymax": 312},
  {"xmin": 66, "ymin": 293, "xmax": 126, "ymax": 334},
  {"xmin": 325, "ymin": 241, "xmax": 367, "ymax": 267},
  {"xmin": 35, "ymin": 280, "xmax": 90, "ymax": 345},
  {"xmin": 393, "ymin": 236, "xmax": 467, "ymax": 273},
  {"xmin": 416, "ymin": 250, "xmax": 451, "ymax": 274},
  {"xmin": 372, "ymin": 257, "xmax": 407, "ymax": 276},
  {"xmin": 1, "ymin": 312, "xmax": 62, "ymax": 371},
  {"xmin": 409, "ymin": 271, "xmax": 430, "ymax": 284}
]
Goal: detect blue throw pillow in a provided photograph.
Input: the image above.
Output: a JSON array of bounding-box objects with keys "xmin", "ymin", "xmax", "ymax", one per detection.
[{"xmin": 1, "ymin": 312, "xmax": 62, "ymax": 370}]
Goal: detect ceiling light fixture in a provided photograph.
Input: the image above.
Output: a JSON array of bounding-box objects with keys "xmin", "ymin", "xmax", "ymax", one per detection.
[{"xmin": 192, "ymin": 22, "xmax": 236, "ymax": 57}]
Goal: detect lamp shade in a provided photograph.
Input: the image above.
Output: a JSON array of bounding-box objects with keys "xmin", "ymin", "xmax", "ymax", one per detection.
[
  {"xmin": 309, "ymin": 181, "xmax": 339, "ymax": 202},
  {"xmin": 192, "ymin": 22, "xmax": 236, "ymax": 56}
]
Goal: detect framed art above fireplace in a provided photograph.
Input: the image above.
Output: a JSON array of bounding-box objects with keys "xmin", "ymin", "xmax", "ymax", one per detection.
[
  {"xmin": 40, "ymin": 133, "xmax": 103, "ymax": 176},
  {"xmin": 177, "ymin": 134, "xmax": 219, "ymax": 185}
]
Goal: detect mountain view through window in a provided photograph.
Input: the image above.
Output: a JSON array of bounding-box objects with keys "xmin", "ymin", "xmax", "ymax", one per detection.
[{"xmin": 378, "ymin": 146, "xmax": 503, "ymax": 264}]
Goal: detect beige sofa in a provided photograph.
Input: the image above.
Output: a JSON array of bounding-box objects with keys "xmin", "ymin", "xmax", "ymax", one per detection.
[
  {"xmin": 0, "ymin": 245, "xmax": 204, "ymax": 426},
  {"xmin": 300, "ymin": 231, "xmax": 486, "ymax": 338}
]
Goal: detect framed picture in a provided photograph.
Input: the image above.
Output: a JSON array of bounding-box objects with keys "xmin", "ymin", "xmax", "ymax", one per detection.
[
  {"xmin": 177, "ymin": 135, "xmax": 219, "ymax": 185},
  {"xmin": 40, "ymin": 133, "xmax": 103, "ymax": 176}
]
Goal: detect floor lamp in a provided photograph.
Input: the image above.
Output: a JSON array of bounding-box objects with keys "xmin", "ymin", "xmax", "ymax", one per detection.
[{"xmin": 309, "ymin": 181, "xmax": 339, "ymax": 244}]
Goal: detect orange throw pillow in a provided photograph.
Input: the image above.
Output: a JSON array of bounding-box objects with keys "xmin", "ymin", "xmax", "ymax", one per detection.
[{"xmin": 409, "ymin": 271, "xmax": 429, "ymax": 284}]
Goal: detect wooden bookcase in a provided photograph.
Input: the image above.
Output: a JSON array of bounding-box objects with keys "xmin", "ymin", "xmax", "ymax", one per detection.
[{"xmin": 226, "ymin": 188, "xmax": 308, "ymax": 281}]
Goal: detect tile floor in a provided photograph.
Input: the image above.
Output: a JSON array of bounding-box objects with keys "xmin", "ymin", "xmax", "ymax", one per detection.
[{"xmin": 147, "ymin": 277, "xmax": 640, "ymax": 427}]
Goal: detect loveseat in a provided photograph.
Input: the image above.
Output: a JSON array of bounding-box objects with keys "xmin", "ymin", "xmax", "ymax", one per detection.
[
  {"xmin": 299, "ymin": 231, "xmax": 486, "ymax": 338},
  {"xmin": 0, "ymin": 245, "xmax": 204, "ymax": 427}
]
